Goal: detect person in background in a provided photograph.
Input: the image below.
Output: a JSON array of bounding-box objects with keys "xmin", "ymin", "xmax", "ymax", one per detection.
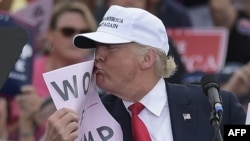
[
  {"xmin": 53, "ymin": 0, "xmax": 98, "ymax": 15},
  {"xmin": 7, "ymin": 1, "xmax": 97, "ymax": 141},
  {"xmin": 173, "ymin": 0, "xmax": 213, "ymax": 27},
  {"xmin": 9, "ymin": 96, "xmax": 56, "ymax": 141},
  {"xmin": 43, "ymin": 5, "xmax": 246, "ymax": 141},
  {"xmin": 209, "ymin": 0, "xmax": 250, "ymax": 65},
  {"xmin": 220, "ymin": 62, "xmax": 250, "ymax": 112},
  {"xmin": 209, "ymin": 0, "xmax": 250, "ymax": 113},
  {"xmin": 148, "ymin": 0, "xmax": 192, "ymax": 28}
]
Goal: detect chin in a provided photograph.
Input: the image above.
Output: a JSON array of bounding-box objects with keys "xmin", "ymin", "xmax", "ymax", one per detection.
[
  {"xmin": 96, "ymin": 76, "xmax": 107, "ymax": 90},
  {"xmin": 96, "ymin": 76, "xmax": 103, "ymax": 86}
]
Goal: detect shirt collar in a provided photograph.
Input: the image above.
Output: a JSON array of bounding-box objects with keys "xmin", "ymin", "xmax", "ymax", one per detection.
[{"xmin": 123, "ymin": 78, "xmax": 167, "ymax": 116}]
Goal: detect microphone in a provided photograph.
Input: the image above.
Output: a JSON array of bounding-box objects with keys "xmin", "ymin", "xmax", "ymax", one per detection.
[
  {"xmin": 201, "ymin": 74, "xmax": 224, "ymax": 141},
  {"xmin": 200, "ymin": 74, "xmax": 223, "ymax": 114}
]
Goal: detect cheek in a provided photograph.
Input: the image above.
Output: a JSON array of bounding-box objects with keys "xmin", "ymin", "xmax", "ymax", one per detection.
[
  {"xmin": 96, "ymin": 55, "xmax": 139, "ymax": 91},
  {"xmin": 52, "ymin": 35, "xmax": 70, "ymax": 50},
  {"xmin": 109, "ymin": 55, "xmax": 139, "ymax": 78}
]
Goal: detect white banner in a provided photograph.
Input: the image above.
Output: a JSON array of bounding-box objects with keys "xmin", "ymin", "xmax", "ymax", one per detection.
[{"xmin": 43, "ymin": 59, "xmax": 123, "ymax": 141}]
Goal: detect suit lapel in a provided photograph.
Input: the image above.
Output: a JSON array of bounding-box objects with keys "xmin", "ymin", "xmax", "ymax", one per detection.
[
  {"xmin": 166, "ymin": 82, "xmax": 197, "ymax": 141},
  {"xmin": 111, "ymin": 98, "xmax": 134, "ymax": 141}
]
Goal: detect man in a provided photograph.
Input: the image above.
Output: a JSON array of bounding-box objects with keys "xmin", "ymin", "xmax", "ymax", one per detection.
[
  {"xmin": 43, "ymin": 5, "xmax": 246, "ymax": 141},
  {"xmin": 210, "ymin": 0, "xmax": 250, "ymax": 65}
]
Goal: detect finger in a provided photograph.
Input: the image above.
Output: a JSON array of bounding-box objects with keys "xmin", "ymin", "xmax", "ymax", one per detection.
[
  {"xmin": 47, "ymin": 108, "xmax": 78, "ymax": 131},
  {"xmin": 15, "ymin": 94, "xmax": 31, "ymax": 109},
  {"xmin": 52, "ymin": 128, "xmax": 78, "ymax": 141},
  {"xmin": 58, "ymin": 119, "xmax": 78, "ymax": 141},
  {"xmin": 64, "ymin": 121, "xmax": 78, "ymax": 140},
  {"xmin": 20, "ymin": 85, "xmax": 36, "ymax": 94},
  {"xmin": 46, "ymin": 108, "xmax": 78, "ymax": 141},
  {"xmin": 52, "ymin": 108, "xmax": 77, "ymax": 120},
  {"xmin": 68, "ymin": 130, "xmax": 78, "ymax": 141},
  {"xmin": 58, "ymin": 110, "xmax": 79, "ymax": 129},
  {"xmin": 15, "ymin": 92, "xmax": 33, "ymax": 103},
  {"xmin": 16, "ymin": 91, "xmax": 40, "ymax": 104}
]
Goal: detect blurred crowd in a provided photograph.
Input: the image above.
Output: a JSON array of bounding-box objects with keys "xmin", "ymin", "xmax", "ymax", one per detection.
[{"xmin": 0, "ymin": 0, "xmax": 249, "ymax": 140}]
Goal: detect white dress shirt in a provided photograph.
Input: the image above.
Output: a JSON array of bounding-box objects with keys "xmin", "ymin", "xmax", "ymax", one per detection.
[{"xmin": 123, "ymin": 78, "xmax": 173, "ymax": 141}]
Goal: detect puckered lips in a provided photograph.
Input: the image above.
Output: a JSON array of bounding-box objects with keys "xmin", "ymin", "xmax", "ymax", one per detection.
[{"xmin": 93, "ymin": 64, "xmax": 103, "ymax": 74}]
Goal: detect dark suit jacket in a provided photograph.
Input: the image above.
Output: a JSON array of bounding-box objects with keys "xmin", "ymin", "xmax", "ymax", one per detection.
[{"xmin": 101, "ymin": 79, "xmax": 246, "ymax": 141}]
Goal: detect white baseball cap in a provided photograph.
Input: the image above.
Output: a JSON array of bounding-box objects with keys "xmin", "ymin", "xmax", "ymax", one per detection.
[{"xmin": 73, "ymin": 5, "xmax": 169, "ymax": 55}]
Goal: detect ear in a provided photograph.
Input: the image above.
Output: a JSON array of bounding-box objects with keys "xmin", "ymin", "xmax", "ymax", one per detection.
[{"xmin": 140, "ymin": 48, "xmax": 158, "ymax": 70}]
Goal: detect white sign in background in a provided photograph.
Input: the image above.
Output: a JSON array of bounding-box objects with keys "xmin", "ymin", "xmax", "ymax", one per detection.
[
  {"xmin": 43, "ymin": 60, "xmax": 123, "ymax": 141},
  {"xmin": 12, "ymin": 0, "xmax": 53, "ymax": 35}
]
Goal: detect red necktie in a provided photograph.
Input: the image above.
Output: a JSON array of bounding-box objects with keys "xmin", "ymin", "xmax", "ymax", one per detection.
[{"xmin": 129, "ymin": 102, "xmax": 151, "ymax": 141}]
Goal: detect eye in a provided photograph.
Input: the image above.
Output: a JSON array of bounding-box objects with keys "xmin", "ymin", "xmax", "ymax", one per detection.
[
  {"xmin": 106, "ymin": 45, "xmax": 116, "ymax": 50},
  {"xmin": 95, "ymin": 43, "xmax": 102, "ymax": 48}
]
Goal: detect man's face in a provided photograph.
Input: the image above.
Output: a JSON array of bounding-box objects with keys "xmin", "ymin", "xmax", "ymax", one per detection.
[{"xmin": 94, "ymin": 43, "xmax": 142, "ymax": 93}]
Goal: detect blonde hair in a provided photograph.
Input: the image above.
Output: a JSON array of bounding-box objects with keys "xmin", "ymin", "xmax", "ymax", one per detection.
[
  {"xmin": 49, "ymin": 1, "xmax": 97, "ymax": 31},
  {"xmin": 156, "ymin": 49, "xmax": 177, "ymax": 78},
  {"xmin": 133, "ymin": 43, "xmax": 177, "ymax": 78}
]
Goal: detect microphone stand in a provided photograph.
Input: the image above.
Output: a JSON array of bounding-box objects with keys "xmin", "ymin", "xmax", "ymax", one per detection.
[{"xmin": 210, "ymin": 110, "xmax": 223, "ymax": 141}]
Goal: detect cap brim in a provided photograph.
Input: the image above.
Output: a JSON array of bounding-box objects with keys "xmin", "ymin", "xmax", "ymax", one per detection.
[{"xmin": 73, "ymin": 31, "xmax": 132, "ymax": 48}]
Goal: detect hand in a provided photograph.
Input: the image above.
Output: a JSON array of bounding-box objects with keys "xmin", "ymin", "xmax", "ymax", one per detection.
[
  {"xmin": 43, "ymin": 108, "xmax": 79, "ymax": 141},
  {"xmin": 16, "ymin": 85, "xmax": 43, "ymax": 122},
  {"xmin": 15, "ymin": 85, "xmax": 43, "ymax": 140},
  {"xmin": 221, "ymin": 63, "xmax": 250, "ymax": 97}
]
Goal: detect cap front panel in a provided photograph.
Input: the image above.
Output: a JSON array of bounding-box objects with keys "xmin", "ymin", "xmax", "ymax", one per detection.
[{"xmin": 97, "ymin": 6, "xmax": 134, "ymax": 41}]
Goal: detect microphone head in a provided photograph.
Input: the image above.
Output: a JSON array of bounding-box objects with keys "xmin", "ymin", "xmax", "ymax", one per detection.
[{"xmin": 200, "ymin": 74, "xmax": 220, "ymax": 96}]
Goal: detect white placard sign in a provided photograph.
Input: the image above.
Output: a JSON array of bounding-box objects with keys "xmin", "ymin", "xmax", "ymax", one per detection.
[{"xmin": 43, "ymin": 59, "xmax": 123, "ymax": 141}]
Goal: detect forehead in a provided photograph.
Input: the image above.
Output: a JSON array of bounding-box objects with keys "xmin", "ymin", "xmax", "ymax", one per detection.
[{"xmin": 56, "ymin": 11, "xmax": 87, "ymax": 28}]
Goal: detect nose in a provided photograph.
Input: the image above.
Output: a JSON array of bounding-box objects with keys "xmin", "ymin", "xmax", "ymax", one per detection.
[{"xmin": 95, "ymin": 45, "xmax": 107, "ymax": 62}]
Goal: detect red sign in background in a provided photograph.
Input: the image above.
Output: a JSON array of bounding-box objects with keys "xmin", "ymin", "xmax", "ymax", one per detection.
[{"xmin": 167, "ymin": 28, "xmax": 228, "ymax": 73}]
